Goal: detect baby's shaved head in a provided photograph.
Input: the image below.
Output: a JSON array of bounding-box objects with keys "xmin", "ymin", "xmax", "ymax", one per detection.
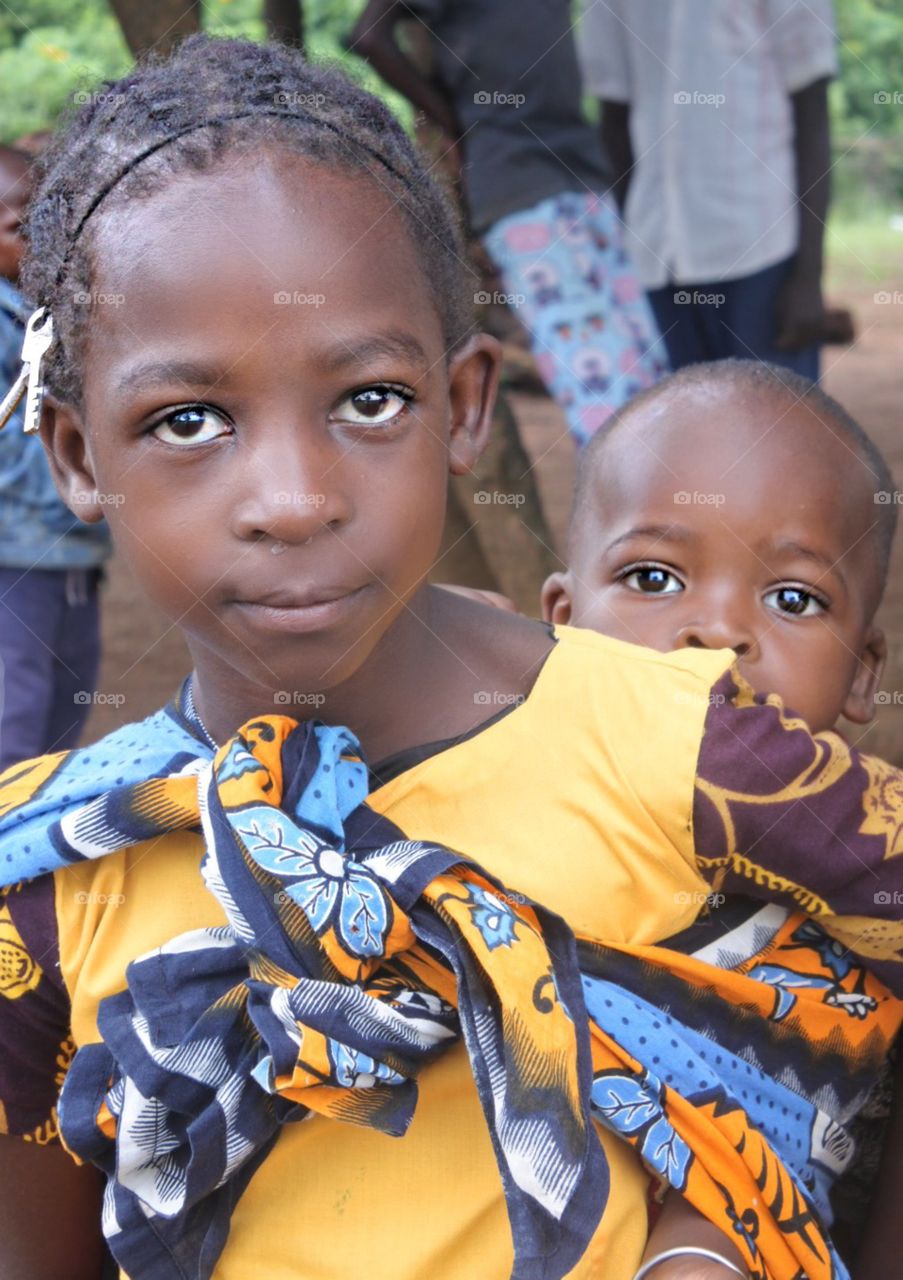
[{"xmin": 571, "ymin": 360, "xmax": 897, "ymax": 609}]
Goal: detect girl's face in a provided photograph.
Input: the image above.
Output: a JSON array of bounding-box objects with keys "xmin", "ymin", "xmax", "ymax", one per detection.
[{"xmin": 45, "ymin": 153, "xmax": 496, "ymax": 703}]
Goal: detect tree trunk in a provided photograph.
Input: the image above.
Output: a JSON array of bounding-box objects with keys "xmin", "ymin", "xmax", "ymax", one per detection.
[
  {"xmin": 107, "ymin": 0, "xmax": 201, "ymax": 58},
  {"xmin": 263, "ymin": 0, "xmax": 304, "ymax": 51}
]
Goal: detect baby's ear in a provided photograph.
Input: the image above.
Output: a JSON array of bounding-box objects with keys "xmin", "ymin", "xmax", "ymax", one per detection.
[
  {"xmin": 446, "ymin": 333, "xmax": 502, "ymax": 476},
  {"xmin": 541, "ymin": 571, "xmax": 573, "ymax": 625},
  {"xmin": 843, "ymin": 624, "xmax": 887, "ymax": 725},
  {"xmin": 39, "ymin": 396, "xmax": 105, "ymax": 524}
]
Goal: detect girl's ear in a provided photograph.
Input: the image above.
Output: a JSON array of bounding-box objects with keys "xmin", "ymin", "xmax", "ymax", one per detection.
[
  {"xmin": 540, "ymin": 571, "xmax": 574, "ymax": 625},
  {"xmin": 39, "ymin": 397, "xmax": 105, "ymax": 524},
  {"xmin": 446, "ymin": 333, "xmax": 502, "ymax": 476},
  {"xmin": 843, "ymin": 625, "xmax": 887, "ymax": 725}
]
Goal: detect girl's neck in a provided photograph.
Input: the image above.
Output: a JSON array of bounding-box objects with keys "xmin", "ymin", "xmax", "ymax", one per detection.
[{"xmin": 188, "ymin": 586, "xmax": 553, "ymax": 765}]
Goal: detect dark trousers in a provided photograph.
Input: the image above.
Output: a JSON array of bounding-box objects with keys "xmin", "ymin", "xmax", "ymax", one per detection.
[
  {"xmin": 0, "ymin": 566, "xmax": 102, "ymax": 769},
  {"xmin": 647, "ymin": 255, "xmax": 820, "ymax": 382}
]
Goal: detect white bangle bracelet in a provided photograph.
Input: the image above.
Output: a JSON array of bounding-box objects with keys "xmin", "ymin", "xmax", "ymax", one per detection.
[{"xmin": 633, "ymin": 1245, "xmax": 748, "ymax": 1280}]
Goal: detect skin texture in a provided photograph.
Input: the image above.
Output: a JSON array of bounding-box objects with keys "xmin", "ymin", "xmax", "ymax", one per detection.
[
  {"xmin": 543, "ymin": 382, "xmax": 886, "ymax": 735},
  {"xmin": 4, "ymin": 149, "xmax": 556, "ymax": 1278},
  {"xmin": 41, "ymin": 150, "xmax": 552, "ymax": 762},
  {"xmin": 0, "ymin": 150, "xmax": 31, "ymax": 284}
]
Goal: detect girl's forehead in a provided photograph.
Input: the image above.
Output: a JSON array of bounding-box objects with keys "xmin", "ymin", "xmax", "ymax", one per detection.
[
  {"xmin": 91, "ymin": 156, "xmax": 437, "ymax": 321},
  {"xmin": 83, "ymin": 158, "xmax": 447, "ymax": 389},
  {"xmin": 94, "ymin": 152, "xmax": 408, "ymax": 272}
]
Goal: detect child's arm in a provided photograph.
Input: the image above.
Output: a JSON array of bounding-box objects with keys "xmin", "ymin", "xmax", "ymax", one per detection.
[
  {"xmin": 345, "ymin": 0, "xmax": 461, "ymax": 139},
  {"xmin": 636, "ymin": 1192, "xmax": 747, "ymax": 1279},
  {"xmin": 599, "ymin": 101, "xmax": 633, "ymax": 212},
  {"xmin": 0, "ymin": 1137, "xmax": 106, "ymax": 1279},
  {"xmin": 774, "ymin": 76, "xmax": 831, "ymax": 353}
]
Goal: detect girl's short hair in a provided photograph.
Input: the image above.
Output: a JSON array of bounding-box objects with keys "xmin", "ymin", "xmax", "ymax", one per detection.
[{"xmin": 23, "ymin": 34, "xmax": 476, "ymax": 405}]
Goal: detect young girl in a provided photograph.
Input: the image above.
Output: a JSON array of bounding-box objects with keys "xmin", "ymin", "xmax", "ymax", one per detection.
[{"xmin": 2, "ymin": 36, "xmax": 903, "ymax": 1280}]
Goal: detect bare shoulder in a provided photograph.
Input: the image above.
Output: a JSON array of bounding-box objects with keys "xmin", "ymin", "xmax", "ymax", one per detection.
[{"xmin": 428, "ymin": 584, "xmax": 554, "ymax": 694}]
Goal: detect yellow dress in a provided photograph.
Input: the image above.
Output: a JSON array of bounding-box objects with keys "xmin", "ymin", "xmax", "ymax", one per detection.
[{"xmin": 40, "ymin": 627, "xmax": 731, "ymax": 1278}]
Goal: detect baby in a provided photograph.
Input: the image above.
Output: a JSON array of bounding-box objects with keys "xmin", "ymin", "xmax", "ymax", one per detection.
[
  {"xmin": 543, "ymin": 357, "xmax": 897, "ymax": 1276},
  {"xmin": 543, "ymin": 358, "xmax": 891, "ymax": 737}
]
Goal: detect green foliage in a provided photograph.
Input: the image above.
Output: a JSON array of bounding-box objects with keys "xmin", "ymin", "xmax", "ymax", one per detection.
[{"xmin": 0, "ymin": 0, "xmax": 408, "ymax": 144}]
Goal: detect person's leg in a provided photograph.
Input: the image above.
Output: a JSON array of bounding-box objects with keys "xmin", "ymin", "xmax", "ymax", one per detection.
[
  {"xmin": 705, "ymin": 257, "xmax": 821, "ymax": 379},
  {"xmin": 44, "ymin": 569, "xmax": 103, "ymax": 752},
  {"xmin": 0, "ymin": 568, "xmax": 67, "ymax": 769},
  {"xmin": 646, "ymin": 284, "xmax": 715, "ymax": 370},
  {"xmin": 483, "ymin": 191, "xmax": 668, "ymax": 447}
]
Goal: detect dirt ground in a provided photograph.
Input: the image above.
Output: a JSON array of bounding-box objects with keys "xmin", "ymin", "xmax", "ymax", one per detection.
[{"xmin": 84, "ymin": 262, "xmax": 903, "ymax": 762}]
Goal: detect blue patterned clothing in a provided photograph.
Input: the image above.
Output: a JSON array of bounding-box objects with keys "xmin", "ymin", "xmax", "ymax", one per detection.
[{"xmin": 0, "ymin": 278, "xmax": 110, "ymax": 570}]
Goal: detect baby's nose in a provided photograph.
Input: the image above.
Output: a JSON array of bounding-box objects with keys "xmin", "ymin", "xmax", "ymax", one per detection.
[{"xmin": 676, "ymin": 620, "xmax": 757, "ymax": 659}]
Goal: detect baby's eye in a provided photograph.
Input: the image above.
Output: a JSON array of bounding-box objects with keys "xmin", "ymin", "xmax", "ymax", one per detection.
[
  {"xmin": 151, "ymin": 406, "xmax": 232, "ymax": 447},
  {"xmin": 621, "ymin": 565, "xmax": 684, "ymax": 595},
  {"xmin": 332, "ymin": 385, "xmax": 413, "ymax": 427},
  {"xmin": 764, "ymin": 586, "xmax": 826, "ymax": 617}
]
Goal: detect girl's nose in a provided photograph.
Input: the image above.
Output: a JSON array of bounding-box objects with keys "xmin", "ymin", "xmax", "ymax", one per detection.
[{"xmin": 230, "ymin": 429, "xmax": 353, "ymax": 546}]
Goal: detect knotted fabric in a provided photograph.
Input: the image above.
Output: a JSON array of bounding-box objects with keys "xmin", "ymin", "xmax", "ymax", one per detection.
[
  {"xmin": 10, "ymin": 715, "xmax": 607, "ymax": 1280},
  {"xmin": 0, "ymin": 702, "xmax": 897, "ymax": 1280}
]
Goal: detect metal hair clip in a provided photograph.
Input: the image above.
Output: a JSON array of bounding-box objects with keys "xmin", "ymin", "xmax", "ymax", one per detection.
[{"xmin": 0, "ymin": 308, "xmax": 54, "ymax": 434}]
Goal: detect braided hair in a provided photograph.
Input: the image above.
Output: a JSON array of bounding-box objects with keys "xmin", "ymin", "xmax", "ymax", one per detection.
[{"xmin": 23, "ymin": 35, "xmax": 476, "ymax": 406}]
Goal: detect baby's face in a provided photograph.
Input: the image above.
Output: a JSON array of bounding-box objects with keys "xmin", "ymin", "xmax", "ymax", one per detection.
[{"xmin": 545, "ymin": 386, "xmax": 886, "ymax": 733}]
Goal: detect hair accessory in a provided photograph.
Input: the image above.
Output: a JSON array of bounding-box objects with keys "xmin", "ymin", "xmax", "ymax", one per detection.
[
  {"xmin": 632, "ymin": 1246, "xmax": 747, "ymax": 1280},
  {"xmin": 0, "ymin": 307, "xmax": 54, "ymax": 433}
]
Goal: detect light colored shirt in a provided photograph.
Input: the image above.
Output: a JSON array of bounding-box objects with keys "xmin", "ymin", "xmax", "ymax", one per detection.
[{"xmin": 578, "ymin": 0, "xmax": 837, "ymax": 287}]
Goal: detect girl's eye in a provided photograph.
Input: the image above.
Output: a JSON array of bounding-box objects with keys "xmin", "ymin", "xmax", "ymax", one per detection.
[
  {"xmin": 621, "ymin": 565, "xmax": 684, "ymax": 595},
  {"xmin": 151, "ymin": 406, "xmax": 231, "ymax": 447},
  {"xmin": 764, "ymin": 586, "xmax": 826, "ymax": 617},
  {"xmin": 332, "ymin": 385, "xmax": 413, "ymax": 427}
]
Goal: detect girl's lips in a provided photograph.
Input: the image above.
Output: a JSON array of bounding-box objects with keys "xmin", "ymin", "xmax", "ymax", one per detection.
[{"xmin": 231, "ymin": 586, "xmax": 367, "ymax": 633}]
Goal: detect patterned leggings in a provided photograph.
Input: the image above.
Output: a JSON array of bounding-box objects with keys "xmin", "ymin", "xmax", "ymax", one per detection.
[{"xmin": 483, "ymin": 190, "xmax": 669, "ymax": 447}]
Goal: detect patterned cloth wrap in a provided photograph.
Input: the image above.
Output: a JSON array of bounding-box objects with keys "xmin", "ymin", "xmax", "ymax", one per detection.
[{"xmin": 0, "ymin": 709, "xmax": 898, "ymax": 1280}]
